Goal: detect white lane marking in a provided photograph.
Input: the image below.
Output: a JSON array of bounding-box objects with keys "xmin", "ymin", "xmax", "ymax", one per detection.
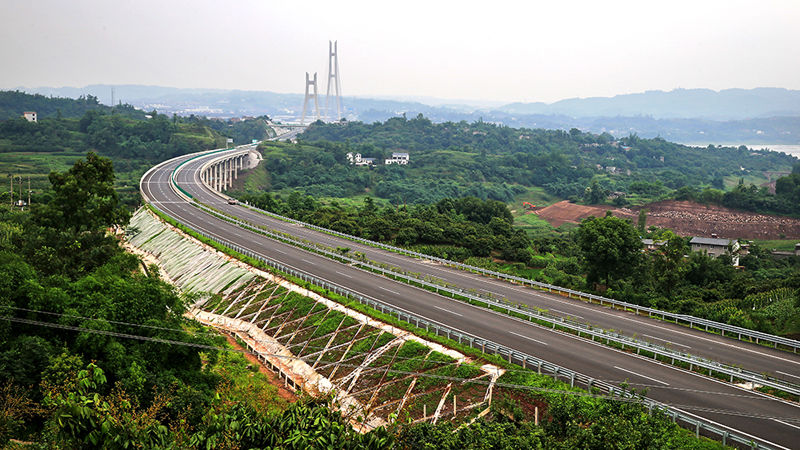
[
  {"xmin": 520, "ymin": 289, "xmax": 800, "ymax": 366},
  {"xmin": 146, "ymin": 202, "xmax": 800, "ymax": 450},
  {"xmin": 301, "ymin": 258, "xmax": 315, "ymax": 264},
  {"xmin": 614, "ymin": 366, "xmax": 670, "ymax": 386},
  {"xmin": 550, "ymin": 308, "xmax": 584, "ymax": 319},
  {"xmin": 378, "ymin": 286, "xmax": 401, "ymax": 295},
  {"xmin": 273, "ymin": 248, "xmax": 287, "ymax": 255},
  {"xmin": 642, "ymin": 333, "xmax": 691, "ymax": 349},
  {"xmin": 335, "ymin": 271, "xmax": 353, "ymax": 278},
  {"xmin": 773, "ymin": 419, "xmax": 800, "ymax": 431},
  {"xmin": 413, "ymin": 270, "xmax": 798, "ymax": 365},
  {"xmin": 509, "ymin": 331, "xmax": 549, "ymax": 346},
  {"xmin": 672, "ymin": 408, "xmax": 791, "ymax": 450},
  {"xmin": 160, "ymin": 161, "xmax": 800, "ymax": 372},
  {"xmin": 432, "ymin": 305, "xmax": 463, "ymax": 317},
  {"xmin": 776, "ymin": 371, "xmax": 800, "ymax": 381}
]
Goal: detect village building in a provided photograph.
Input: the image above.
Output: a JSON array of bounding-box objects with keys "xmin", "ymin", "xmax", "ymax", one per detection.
[
  {"xmin": 346, "ymin": 152, "xmax": 376, "ymax": 166},
  {"xmin": 22, "ymin": 111, "xmax": 37, "ymax": 123},
  {"xmin": 690, "ymin": 236, "xmax": 740, "ymax": 265},
  {"xmin": 641, "ymin": 239, "xmax": 666, "ymax": 251},
  {"xmin": 385, "ymin": 152, "xmax": 409, "ymax": 165}
]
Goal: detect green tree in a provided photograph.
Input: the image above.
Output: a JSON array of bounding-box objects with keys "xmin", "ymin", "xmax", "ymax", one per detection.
[
  {"xmin": 42, "ymin": 152, "xmax": 130, "ymax": 233},
  {"xmin": 652, "ymin": 231, "xmax": 688, "ymax": 297},
  {"xmin": 575, "ymin": 214, "xmax": 642, "ymax": 287},
  {"xmin": 585, "ymin": 180, "xmax": 607, "ymax": 204},
  {"xmin": 637, "ymin": 209, "xmax": 647, "ymax": 234}
]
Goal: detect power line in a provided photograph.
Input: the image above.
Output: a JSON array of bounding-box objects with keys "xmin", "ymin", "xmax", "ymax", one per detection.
[
  {"xmin": 5, "ymin": 304, "xmax": 799, "ymax": 403},
  {"xmin": 3, "ymin": 305, "xmax": 221, "ymax": 336},
  {"xmin": 3, "ymin": 313, "xmax": 799, "ymax": 426}
]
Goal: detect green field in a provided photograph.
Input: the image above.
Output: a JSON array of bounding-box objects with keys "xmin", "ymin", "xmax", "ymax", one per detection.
[
  {"xmin": 752, "ymin": 239, "xmax": 800, "ymax": 251},
  {"xmin": 0, "ymin": 151, "xmax": 88, "ymax": 192},
  {"xmin": 510, "ymin": 186, "xmax": 561, "ymax": 209},
  {"xmin": 723, "ymin": 173, "xmax": 770, "ymax": 189},
  {"xmin": 0, "ymin": 151, "xmax": 153, "ymax": 207}
]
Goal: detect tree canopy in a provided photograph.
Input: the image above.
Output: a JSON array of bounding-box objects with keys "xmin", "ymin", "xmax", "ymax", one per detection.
[
  {"xmin": 43, "ymin": 152, "xmax": 129, "ymax": 232},
  {"xmin": 573, "ymin": 214, "xmax": 642, "ymax": 287}
]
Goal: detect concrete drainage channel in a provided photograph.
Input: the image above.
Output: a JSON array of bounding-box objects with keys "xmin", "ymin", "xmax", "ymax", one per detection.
[{"xmin": 126, "ymin": 207, "xmax": 505, "ymax": 431}]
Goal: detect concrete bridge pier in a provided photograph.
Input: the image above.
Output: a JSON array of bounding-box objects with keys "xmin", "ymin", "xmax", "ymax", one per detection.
[{"xmin": 200, "ymin": 149, "xmax": 262, "ymax": 194}]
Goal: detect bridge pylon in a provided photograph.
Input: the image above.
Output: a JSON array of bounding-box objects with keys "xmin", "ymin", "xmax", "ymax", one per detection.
[
  {"xmin": 325, "ymin": 40, "xmax": 343, "ymax": 122},
  {"xmin": 301, "ymin": 72, "xmax": 320, "ymax": 125}
]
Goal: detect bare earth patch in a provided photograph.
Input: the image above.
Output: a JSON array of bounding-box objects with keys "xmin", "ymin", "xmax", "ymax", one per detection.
[{"xmin": 535, "ymin": 200, "xmax": 800, "ymax": 240}]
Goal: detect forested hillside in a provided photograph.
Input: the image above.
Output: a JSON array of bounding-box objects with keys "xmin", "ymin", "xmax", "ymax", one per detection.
[
  {"xmin": 0, "ymin": 91, "xmax": 245, "ymax": 208},
  {"xmin": 0, "ymin": 90, "xmax": 143, "ymax": 120},
  {"xmin": 675, "ymin": 164, "xmax": 800, "ymax": 216},
  {"xmin": 283, "ymin": 115, "xmax": 796, "ymax": 205},
  {"xmin": 229, "ymin": 116, "xmax": 800, "ymax": 337}
]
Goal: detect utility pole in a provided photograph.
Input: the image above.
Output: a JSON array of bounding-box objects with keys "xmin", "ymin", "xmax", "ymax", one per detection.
[
  {"xmin": 325, "ymin": 40, "xmax": 343, "ymax": 121},
  {"xmin": 27, "ymin": 176, "xmax": 31, "ymax": 208},
  {"xmin": 9, "ymin": 175, "xmax": 12, "ymax": 207}
]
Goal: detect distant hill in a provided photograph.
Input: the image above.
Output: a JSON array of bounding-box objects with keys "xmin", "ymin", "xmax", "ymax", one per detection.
[
  {"xmin": 13, "ymin": 85, "xmax": 800, "ymax": 144},
  {"xmin": 498, "ymin": 88, "xmax": 800, "ymax": 120},
  {"xmin": 0, "ymin": 90, "xmax": 144, "ymax": 120}
]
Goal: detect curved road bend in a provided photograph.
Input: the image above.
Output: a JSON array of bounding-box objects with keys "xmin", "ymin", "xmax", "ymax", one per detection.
[
  {"xmin": 142, "ymin": 151, "xmax": 800, "ymax": 448},
  {"xmin": 173, "ymin": 151, "xmax": 800, "ymax": 387}
]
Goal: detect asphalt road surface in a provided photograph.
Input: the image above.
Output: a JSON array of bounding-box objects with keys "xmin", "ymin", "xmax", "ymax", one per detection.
[
  {"xmin": 140, "ymin": 150, "xmax": 800, "ymax": 448},
  {"xmin": 175, "ymin": 149, "xmax": 800, "ymax": 387}
]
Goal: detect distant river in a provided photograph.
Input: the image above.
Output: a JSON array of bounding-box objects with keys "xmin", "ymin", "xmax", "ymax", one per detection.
[{"xmin": 681, "ymin": 143, "xmax": 800, "ymax": 158}]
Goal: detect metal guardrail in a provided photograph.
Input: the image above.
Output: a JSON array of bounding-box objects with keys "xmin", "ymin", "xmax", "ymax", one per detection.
[
  {"xmin": 190, "ymin": 202, "xmax": 800, "ymax": 398},
  {"xmin": 233, "ymin": 203, "xmax": 800, "ymax": 354},
  {"xmin": 146, "ymin": 200, "xmax": 774, "ymax": 450}
]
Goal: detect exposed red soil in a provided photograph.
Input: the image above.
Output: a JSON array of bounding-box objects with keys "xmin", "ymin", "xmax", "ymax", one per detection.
[{"xmin": 535, "ymin": 200, "xmax": 800, "ymax": 240}]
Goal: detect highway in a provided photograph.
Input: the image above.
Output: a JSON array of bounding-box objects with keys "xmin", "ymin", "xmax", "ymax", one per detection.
[
  {"xmin": 174, "ymin": 150, "xmax": 800, "ymax": 388},
  {"xmin": 142, "ymin": 149, "xmax": 800, "ymax": 448}
]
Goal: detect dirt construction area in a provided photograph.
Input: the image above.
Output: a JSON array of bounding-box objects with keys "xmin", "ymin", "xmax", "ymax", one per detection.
[{"xmin": 535, "ymin": 200, "xmax": 800, "ymax": 240}]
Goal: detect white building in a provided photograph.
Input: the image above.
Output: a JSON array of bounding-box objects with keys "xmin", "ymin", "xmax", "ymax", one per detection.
[
  {"xmin": 22, "ymin": 111, "xmax": 37, "ymax": 123},
  {"xmin": 385, "ymin": 152, "xmax": 409, "ymax": 165},
  {"xmin": 346, "ymin": 152, "xmax": 375, "ymax": 166}
]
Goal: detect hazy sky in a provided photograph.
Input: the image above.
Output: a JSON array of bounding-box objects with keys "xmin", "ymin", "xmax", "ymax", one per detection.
[{"xmin": 2, "ymin": 0, "xmax": 799, "ymax": 103}]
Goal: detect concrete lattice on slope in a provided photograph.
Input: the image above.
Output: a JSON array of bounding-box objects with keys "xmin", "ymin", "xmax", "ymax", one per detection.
[{"xmin": 125, "ymin": 207, "xmax": 504, "ymax": 426}]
